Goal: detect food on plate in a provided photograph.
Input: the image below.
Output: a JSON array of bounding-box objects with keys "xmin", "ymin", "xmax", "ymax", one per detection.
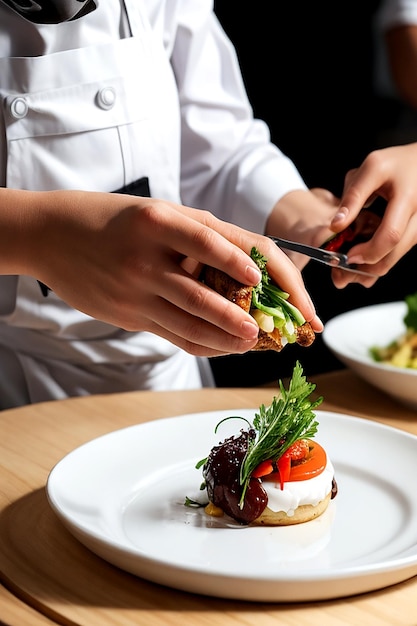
[
  {"xmin": 186, "ymin": 362, "xmax": 337, "ymax": 526},
  {"xmin": 321, "ymin": 208, "xmax": 381, "ymax": 254},
  {"xmin": 370, "ymin": 291, "xmax": 417, "ymax": 369},
  {"xmin": 201, "ymin": 247, "xmax": 315, "ymax": 352}
]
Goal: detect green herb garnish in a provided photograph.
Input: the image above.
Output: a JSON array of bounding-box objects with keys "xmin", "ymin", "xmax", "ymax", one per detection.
[
  {"xmin": 187, "ymin": 362, "xmax": 323, "ymax": 512},
  {"xmin": 237, "ymin": 361, "xmax": 322, "ymax": 507},
  {"xmin": 250, "ymin": 247, "xmax": 306, "ymax": 341},
  {"xmin": 404, "ymin": 291, "xmax": 417, "ymax": 331}
]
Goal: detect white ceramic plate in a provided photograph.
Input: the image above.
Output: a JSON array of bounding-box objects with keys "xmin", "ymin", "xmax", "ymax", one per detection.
[
  {"xmin": 323, "ymin": 301, "xmax": 417, "ymax": 410},
  {"xmin": 46, "ymin": 408, "xmax": 417, "ymax": 603}
]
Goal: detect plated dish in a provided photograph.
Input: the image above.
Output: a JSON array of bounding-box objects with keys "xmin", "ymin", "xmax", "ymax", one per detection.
[
  {"xmin": 46, "ymin": 408, "xmax": 417, "ymax": 603},
  {"xmin": 323, "ymin": 301, "xmax": 417, "ymax": 410}
]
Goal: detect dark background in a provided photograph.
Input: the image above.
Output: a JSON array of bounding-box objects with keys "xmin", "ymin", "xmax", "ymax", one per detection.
[{"xmin": 209, "ymin": 2, "xmax": 416, "ymax": 386}]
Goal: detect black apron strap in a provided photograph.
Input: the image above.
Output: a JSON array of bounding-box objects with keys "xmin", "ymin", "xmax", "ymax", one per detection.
[{"xmin": 114, "ymin": 176, "xmax": 151, "ymax": 197}]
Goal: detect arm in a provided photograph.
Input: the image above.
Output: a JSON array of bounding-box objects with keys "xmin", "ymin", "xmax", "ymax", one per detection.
[{"xmin": 0, "ymin": 187, "xmax": 322, "ymax": 356}]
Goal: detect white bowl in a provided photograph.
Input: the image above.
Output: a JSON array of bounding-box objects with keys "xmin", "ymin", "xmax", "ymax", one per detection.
[{"xmin": 322, "ymin": 301, "xmax": 417, "ymax": 410}]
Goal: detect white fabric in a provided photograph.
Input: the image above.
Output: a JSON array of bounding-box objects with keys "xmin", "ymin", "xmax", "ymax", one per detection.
[
  {"xmin": 0, "ymin": 0, "xmax": 306, "ymax": 407},
  {"xmin": 377, "ymin": 0, "xmax": 417, "ymax": 31}
]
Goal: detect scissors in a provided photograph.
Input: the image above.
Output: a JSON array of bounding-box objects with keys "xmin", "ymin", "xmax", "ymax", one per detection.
[{"xmin": 270, "ymin": 237, "xmax": 377, "ymax": 278}]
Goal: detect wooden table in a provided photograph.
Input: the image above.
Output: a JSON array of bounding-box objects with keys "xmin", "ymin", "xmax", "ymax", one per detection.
[{"xmin": 1, "ymin": 369, "xmax": 417, "ymax": 626}]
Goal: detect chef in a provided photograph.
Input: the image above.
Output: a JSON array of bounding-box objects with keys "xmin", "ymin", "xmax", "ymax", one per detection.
[{"xmin": 0, "ymin": 0, "xmax": 333, "ymax": 408}]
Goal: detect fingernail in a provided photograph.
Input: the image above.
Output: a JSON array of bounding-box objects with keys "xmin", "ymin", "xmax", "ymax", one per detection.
[
  {"xmin": 331, "ymin": 206, "xmax": 349, "ymax": 225},
  {"xmin": 246, "ymin": 265, "xmax": 262, "ymax": 284},
  {"xmin": 312, "ymin": 314, "xmax": 324, "ymax": 332},
  {"xmin": 347, "ymin": 255, "xmax": 364, "ymax": 265},
  {"xmin": 242, "ymin": 320, "xmax": 260, "ymax": 340}
]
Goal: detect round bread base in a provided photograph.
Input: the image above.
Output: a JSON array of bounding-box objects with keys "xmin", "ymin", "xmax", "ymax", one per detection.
[{"xmin": 251, "ymin": 492, "xmax": 331, "ymax": 526}]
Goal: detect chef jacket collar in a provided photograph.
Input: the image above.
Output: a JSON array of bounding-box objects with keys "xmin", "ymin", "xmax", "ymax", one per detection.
[{"xmin": 0, "ymin": 0, "xmax": 97, "ymax": 23}]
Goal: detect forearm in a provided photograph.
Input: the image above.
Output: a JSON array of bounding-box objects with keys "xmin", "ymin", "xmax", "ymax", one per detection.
[{"xmin": 0, "ymin": 188, "xmax": 48, "ymax": 276}]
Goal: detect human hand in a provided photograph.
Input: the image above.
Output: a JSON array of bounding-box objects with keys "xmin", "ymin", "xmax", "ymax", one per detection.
[
  {"xmin": 265, "ymin": 187, "xmax": 340, "ymax": 269},
  {"xmin": 266, "ymin": 188, "xmax": 340, "ymax": 253},
  {"xmin": 329, "ymin": 143, "xmax": 417, "ymax": 287},
  {"xmin": 11, "ymin": 189, "xmax": 322, "ymax": 357}
]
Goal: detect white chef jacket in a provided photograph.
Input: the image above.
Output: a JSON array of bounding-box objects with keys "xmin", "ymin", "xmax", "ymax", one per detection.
[{"xmin": 0, "ymin": 0, "xmax": 307, "ymax": 408}]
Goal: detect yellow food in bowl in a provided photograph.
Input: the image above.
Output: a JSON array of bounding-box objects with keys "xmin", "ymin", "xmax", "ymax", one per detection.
[
  {"xmin": 370, "ymin": 291, "xmax": 417, "ymax": 370},
  {"xmin": 371, "ymin": 330, "xmax": 417, "ymax": 369}
]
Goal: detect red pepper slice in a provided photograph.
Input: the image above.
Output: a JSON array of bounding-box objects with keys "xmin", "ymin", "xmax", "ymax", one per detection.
[
  {"xmin": 257, "ymin": 440, "xmax": 327, "ymax": 489},
  {"xmin": 251, "ymin": 460, "xmax": 274, "ymax": 478},
  {"xmin": 276, "ymin": 453, "xmax": 291, "ymax": 489},
  {"xmin": 323, "ymin": 227, "xmax": 355, "ymax": 252}
]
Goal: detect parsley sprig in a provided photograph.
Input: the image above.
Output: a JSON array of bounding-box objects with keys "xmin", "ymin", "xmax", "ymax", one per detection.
[{"xmin": 238, "ymin": 361, "xmax": 323, "ymax": 507}]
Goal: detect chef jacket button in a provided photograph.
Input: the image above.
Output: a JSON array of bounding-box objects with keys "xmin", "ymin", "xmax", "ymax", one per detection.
[
  {"xmin": 96, "ymin": 86, "xmax": 116, "ymax": 110},
  {"xmin": 10, "ymin": 97, "xmax": 28, "ymax": 119}
]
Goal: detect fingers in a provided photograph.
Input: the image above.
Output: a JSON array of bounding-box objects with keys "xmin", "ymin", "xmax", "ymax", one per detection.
[
  {"xmin": 332, "ymin": 150, "xmax": 392, "ymax": 231},
  {"xmin": 330, "ymin": 210, "xmax": 417, "ymax": 287},
  {"xmin": 347, "ymin": 201, "xmax": 405, "ymax": 266},
  {"xmin": 150, "ymin": 268, "xmax": 261, "ymax": 341},
  {"xmin": 139, "ymin": 202, "xmax": 321, "ymax": 331},
  {"xmin": 327, "ymin": 146, "xmax": 417, "ymax": 282},
  {"xmin": 141, "ymin": 297, "xmax": 260, "ymax": 357},
  {"xmin": 333, "ymin": 174, "xmax": 374, "ymax": 231},
  {"xmin": 144, "ymin": 241, "xmax": 322, "ymax": 342},
  {"xmin": 139, "ymin": 203, "xmax": 263, "ymax": 287},
  {"xmin": 330, "ymin": 267, "xmax": 379, "ymax": 289}
]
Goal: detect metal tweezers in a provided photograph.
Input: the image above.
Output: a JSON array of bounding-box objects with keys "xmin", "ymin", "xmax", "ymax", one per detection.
[{"xmin": 270, "ymin": 237, "xmax": 377, "ymax": 277}]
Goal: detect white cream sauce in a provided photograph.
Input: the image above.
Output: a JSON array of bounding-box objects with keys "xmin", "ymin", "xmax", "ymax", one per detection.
[{"xmin": 261, "ymin": 459, "xmax": 334, "ymax": 516}]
